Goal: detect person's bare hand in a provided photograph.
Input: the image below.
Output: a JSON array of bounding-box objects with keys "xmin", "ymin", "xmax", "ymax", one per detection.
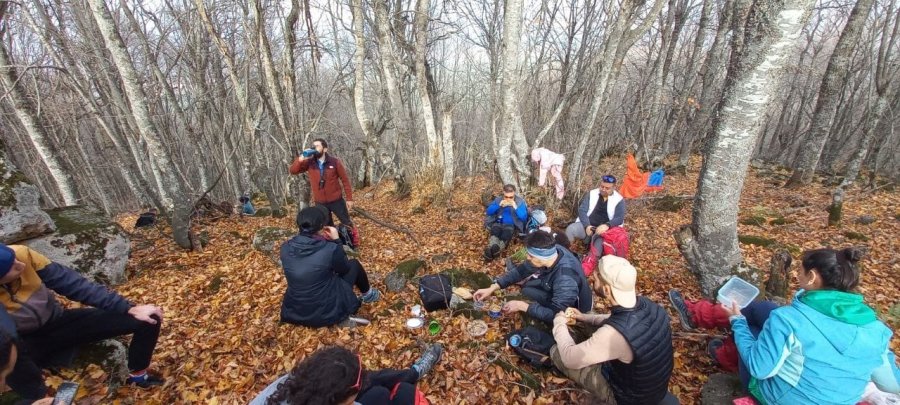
[
  {"xmin": 502, "ymin": 300, "xmax": 528, "ymax": 314},
  {"xmin": 473, "ymin": 285, "xmax": 497, "ymax": 302},
  {"xmin": 32, "ymin": 398, "xmax": 53, "ymax": 405},
  {"xmin": 321, "ymin": 226, "xmax": 339, "ymax": 240},
  {"xmin": 721, "ymin": 301, "xmax": 742, "ymax": 318},
  {"xmin": 585, "ymin": 226, "xmax": 595, "ymax": 236},
  {"xmin": 346, "ymin": 201, "xmax": 354, "ymax": 211},
  {"xmin": 596, "ymin": 224, "xmax": 610, "ymax": 234},
  {"xmin": 128, "ymin": 305, "xmax": 163, "ymax": 324},
  {"xmin": 565, "ymin": 307, "xmax": 584, "ymax": 322}
]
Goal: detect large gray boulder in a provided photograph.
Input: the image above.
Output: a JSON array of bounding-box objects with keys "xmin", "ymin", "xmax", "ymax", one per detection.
[
  {"xmin": 252, "ymin": 227, "xmax": 296, "ymax": 254},
  {"xmin": 0, "ymin": 150, "xmax": 55, "ymax": 243},
  {"xmin": 23, "ymin": 206, "xmax": 130, "ymax": 286}
]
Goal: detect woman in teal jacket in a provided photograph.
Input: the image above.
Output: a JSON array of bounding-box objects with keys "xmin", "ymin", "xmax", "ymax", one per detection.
[{"xmin": 723, "ymin": 248, "xmax": 900, "ymax": 404}]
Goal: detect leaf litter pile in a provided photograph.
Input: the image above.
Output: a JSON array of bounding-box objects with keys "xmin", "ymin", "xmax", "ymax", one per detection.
[{"xmin": 47, "ymin": 158, "xmax": 900, "ymax": 404}]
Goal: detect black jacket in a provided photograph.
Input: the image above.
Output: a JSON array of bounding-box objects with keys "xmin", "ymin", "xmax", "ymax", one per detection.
[
  {"xmin": 279, "ymin": 234, "xmax": 360, "ymax": 327},
  {"xmin": 496, "ymin": 247, "xmax": 593, "ymax": 323}
]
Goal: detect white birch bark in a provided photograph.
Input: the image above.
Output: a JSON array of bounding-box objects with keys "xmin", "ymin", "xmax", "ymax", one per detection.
[
  {"xmin": 496, "ymin": 0, "xmax": 525, "ymax": 187},
  {"xmin": 351, "ymin": 0, "xmax": 378, "ymax": 186},
  {"xmin": 0, "ymin": 43, "xmax": 79, "ymax": 206},
  {"xmin": 373, "ymin": 0, "xmax": 411, "ymax": 170},
  {"xmin": 88, "ymin": 0, "xmax": 192, "ymax": 248},
  {"xmin": 679, "ymin": 0, "xmax": 815, "ymax": 295},
  {"xmin": 414, "ymin": 0, "xmax": 442, "ymax": 167},
  {"xmin": 441, "ymin": 110, "xmax": 455, "ymax": 189}
]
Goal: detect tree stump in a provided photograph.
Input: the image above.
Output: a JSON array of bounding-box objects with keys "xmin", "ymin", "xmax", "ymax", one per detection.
[
  {"xmin": 828, "ymin": 187, "xmax": 844, "ymax": 226},
  {"xmin": 765, "ymin": 250, "xmax": 793, "ymax": 302}
]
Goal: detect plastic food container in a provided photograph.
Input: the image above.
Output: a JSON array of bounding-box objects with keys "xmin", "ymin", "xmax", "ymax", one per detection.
[
  {"xmin": 406, "ymin": 318, "xmax": 424, "ymax": 329},
  {"xmin": 717, "ymin": 276, "xmax": 759, "ymax": 309}
]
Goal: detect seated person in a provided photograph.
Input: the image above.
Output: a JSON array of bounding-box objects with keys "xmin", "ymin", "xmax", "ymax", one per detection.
[
  {"xmin": 564, "ymin": 175, "xmax": 626, "ymax": 246},
  {"xmin": 240, "ymin": 195, "xmax": 256, "ymax": 215},
  {"xmin": 134, "ymin": 208, "xmax": 158, "ymax": 228},
  {"xmin": 473, "ymin": 231, "xmax": 592, "ymax": 326},
  {"xmin": 670, "ymin": 248, "xmax": 900, "ymax": 403},
  {"xmin": 0, "ymin": 244, "xmax": 164, "ymax": 403},
  {"xmin": 250, "ymin": 344, "xmax": 443, "ymax": 405},
  {"xmin": 280, "ymin": 206, "xmax": 380, "ymax": 328},
  {"xmin": 483, "ymin": 184, "xmax": 529, "ymax": 260},
  {"xmin": 552, "ymin": 256, "xmax": 674, "ymax": 404},
  {"xmin": 528, "ymin": 209, "xmax": 570, "ymax": 249}
]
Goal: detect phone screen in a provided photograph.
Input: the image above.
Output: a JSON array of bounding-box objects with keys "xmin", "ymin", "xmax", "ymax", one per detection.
[{"xmin": 52, "ymin": 382, "xmax": 79, "ymax": 405}]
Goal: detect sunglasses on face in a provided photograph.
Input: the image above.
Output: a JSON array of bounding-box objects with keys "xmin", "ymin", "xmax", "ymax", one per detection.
[{"xmin": 601, "ymin": 175, "xmax": 616, "ymax": 184}]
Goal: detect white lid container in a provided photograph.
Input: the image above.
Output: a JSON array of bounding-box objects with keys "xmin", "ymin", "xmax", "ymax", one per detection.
[{"xmin": 717, "ymin": 276, "xmax": 760, "ymax": 309}]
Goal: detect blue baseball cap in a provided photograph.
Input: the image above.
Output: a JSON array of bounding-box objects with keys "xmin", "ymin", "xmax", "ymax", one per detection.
[{"xmin": 0, "ymin": 245, "xmax": 15, "ymax": 279}]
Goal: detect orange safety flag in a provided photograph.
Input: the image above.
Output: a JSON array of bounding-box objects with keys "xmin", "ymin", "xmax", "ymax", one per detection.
[{"xmin": 619, "ymin": 153, "xmax": 650, "ymax": 199}]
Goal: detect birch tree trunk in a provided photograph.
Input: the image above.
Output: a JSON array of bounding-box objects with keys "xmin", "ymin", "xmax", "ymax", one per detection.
[
  {"xmin": 351, "ymin": 0, "xmax": 378, "ymax": 187},
  {"xmin": 786, "ymin": 0, "xmax": 877, "ymax": 187},
  {"xmin": 495, "ymin": 0, "xmax": 525, "ymax": 188},
  {"xmin": 0, "ymin": 43, "xmax": 79, "ymax": 206},
  {"xmin": 441, "ymin": 110, "xmax": 455, "ymax": 189},
  {"xmin": 88, "ymin": 0, "xmax": 193, "ymax": 248},
  {"xmin": 414, "ymin": 0, "xmax": 442, "ymax": 168},
  {"xmin": 373, "ymin": 0, "xmax": 410, "ymax": 178},
  {"xmin": 676, "ymin": 0, "xmax": 815, "ymax": 296}
]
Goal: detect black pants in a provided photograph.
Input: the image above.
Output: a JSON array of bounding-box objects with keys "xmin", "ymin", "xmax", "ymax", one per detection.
[
  {"xmin": 340, "ymin": 259, "xmax": 371, "ymax": 293},
  {"xmin": 320, "ymin": 198, "xmax": 353, "ymax": 227},
  {"xmin": 489, "ymin": 223, "xmax": 516, "ymax": 243},
  {"xmin": 521, "ymin": 278, "xmax": 552, "ymax": 308},
  {"xmin": 7, "ymin": 308, "xmax": 162, "ymax": 399},
  {"xmin": 357, "ymin": 368, "xmax": 419, "ymax": 405}
]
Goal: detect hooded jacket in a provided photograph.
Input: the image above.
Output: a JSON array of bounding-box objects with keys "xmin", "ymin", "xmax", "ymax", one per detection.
[
  {"xmin": 732, "ymin": 289, "xmax": 900, "ymax": 404},
  {"xmin": 279, "ymin": 234, "xmax": 360, "ymax": 327},
  {"xmin": 289, "ymin": 153, "xmax": 354, "ymax": 204}
]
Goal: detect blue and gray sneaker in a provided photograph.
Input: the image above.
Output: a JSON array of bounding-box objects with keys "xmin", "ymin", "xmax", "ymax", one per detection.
[
  {"xmin": 412, "ymin": 343, "xmax": 444, "ymax": 379},
  {"xmin": 668, "ymin": 289, "xmax": 696, "ymax": 331},
  {"xmin": 360, "ymin": 288, "xmax": 381, "ymax": 304}
]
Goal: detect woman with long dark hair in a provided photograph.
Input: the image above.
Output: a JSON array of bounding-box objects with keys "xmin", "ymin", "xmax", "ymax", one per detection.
[{"xmin": 251, "ymin": 344, "xmax": 443, "ymax": 405}]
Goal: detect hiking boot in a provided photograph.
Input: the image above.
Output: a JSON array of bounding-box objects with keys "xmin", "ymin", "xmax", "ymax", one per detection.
[
  {"xmin": 707, "ymin": 338, "xmax": 725, "ymax": 365},
  {"xmin": 668, "ymin": 289, "xmax": 696, "ymax": 331},
  {"xmin": 360, "ymin": 288, "xmax": 381, "ymax": 304},
  {"xmin": 490, "ymin": 244, "xmax": 501, "ymax": 259},
  {"xmin": 483, "ymin": 244, "xmax": 500, "ymax": 261},
  {"xmin": 126, "ymin": 373, "xmax": 165, "ymax": 388},
  {"xmin": 412, "ymin": 343, "xmax": 444, "ymax": 379}
]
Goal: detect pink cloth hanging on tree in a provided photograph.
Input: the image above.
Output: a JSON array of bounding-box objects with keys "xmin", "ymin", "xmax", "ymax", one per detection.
[{"xmin": 531, "ymin": 148, "xmax": 565, "ymax": 199}]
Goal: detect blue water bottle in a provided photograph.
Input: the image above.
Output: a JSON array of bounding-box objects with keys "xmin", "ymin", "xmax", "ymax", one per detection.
[{"xmin": 301, "ymin": 148, "xmax": 317, "ymax": 157}]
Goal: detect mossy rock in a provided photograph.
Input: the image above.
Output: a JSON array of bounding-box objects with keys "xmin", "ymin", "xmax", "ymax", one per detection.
[
  {"xmin": 843, "ymin": 231, "xmax": 869, "ymax": 241},
  {"xmin": 0, "ymin": 148, "xmax": 56, "ymax": 243},
  {"xmin": 251, "ymin": 227, "xmax": 296, "ymax": 254},
  {"xmin": 769, "ymin": 216, "xmax": 790, "ymax": 226},
  {"xmin": 738, "ymin": 235, "xmax": 777, "ymax": 248},
  {"xmin": 509, "ymin": 247, "xmax": 527, "ymax": 264},
  {"xmin": 430, "ymin": 252, "xmax": 453, "ymax": 264},
  {"xmin": 23, "ymin": 206, "xmax": 129, "ymax": 286},
  {"xmin": 740, "ymin": 216, "xmax": 767, "ymax": 226},
  {"xmin": 253, "ymin": 207, "xmax": 273, "ymax": 217},
  {"xmin": 450, "ymin": 300, "xmax": 486, "ymax": 320},
  {"xmin": 384, "ymin": 259, "xmax": 427, "ymax": 292},
  {"xmin": 855, "ymin": 215, "xmax": 875, "ymax": 225},
  {"xmin": 651, "ymin": 195, "xmax": 685, "ymax": 212},
  {"xmin": 411, "ymin": 206, "xmax": 426, "ymax": 215},
  {"xmin": 442, "ymin": 267, "xmax": 492, "ymax": 289},
  {"xmin": 207, "ymin": 272, "xmax": 225, "ymax": 293}
]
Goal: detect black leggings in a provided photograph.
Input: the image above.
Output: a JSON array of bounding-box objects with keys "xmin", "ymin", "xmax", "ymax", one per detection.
[
  {"xmin": 8, "ymin": 308, "xmax": 161, "ymax": 399},
  {"xmin": 356, "ymin": 368, "xmax": 419, "ymax": 405},
  {"xmin": 340, "ymin": 259, "xmax": 371, "ymax": 293}
]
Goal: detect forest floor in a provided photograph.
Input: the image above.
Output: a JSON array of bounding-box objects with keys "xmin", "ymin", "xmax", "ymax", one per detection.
[{"xmin": 43, "ymin": 156, "xmax": 900, "ymax": 404}]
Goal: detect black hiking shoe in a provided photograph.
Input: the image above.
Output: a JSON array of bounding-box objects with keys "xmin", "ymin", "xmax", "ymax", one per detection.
[
  {"xmin": 483, "ymin": 244, "xmax": 500, "ymax": 261},
  {"xmin": 412, "ymin": 343, "xmax": 443, "ymax": 379},
  {"xmin": 126, "ymin": 373, "xmax": 165, "ymax": 388},
  {"xmin": 668, "ymin": 289, "xmax": 696, "ymax": 331}
]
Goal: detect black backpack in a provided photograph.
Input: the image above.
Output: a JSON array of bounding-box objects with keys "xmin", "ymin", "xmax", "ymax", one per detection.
[
  {"xmin": 337, "ymin": 224, "xmax": 356, "ymax": 250},
  {"xmin": 418, "ymin": 274, "xmax": 452, "ymax": 312},
  {"xmin": 507, "ymin": 326, "xmax": 555, "ymax": 369}
]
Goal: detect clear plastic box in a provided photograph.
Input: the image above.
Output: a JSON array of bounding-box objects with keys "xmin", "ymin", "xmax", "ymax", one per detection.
[{"xmin": 717, "ymin": 276, "xmax": 760, "ymax": 309}]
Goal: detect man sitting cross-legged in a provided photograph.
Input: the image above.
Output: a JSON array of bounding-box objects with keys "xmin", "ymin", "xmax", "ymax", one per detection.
[
  {"xmin": 551, "ymin": 255, "xmax": 674, "ymax": 404},
  {"xmin": 473, "ymin": 231, "xmax": 592, "ymax": 326},
  {"xmin": 0, "ymin": 244, "xmax": 165, "ymax": 403}
]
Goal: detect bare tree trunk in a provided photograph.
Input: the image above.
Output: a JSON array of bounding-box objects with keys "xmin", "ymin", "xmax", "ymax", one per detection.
[
  {"xmin": 441, "ymin": 110, "xmax": 455, "ymax": 189},
  {"xmin": 0, "ymin": 43, "xmax": 79, "ymax": 206},
  {"xmin": 497, "ymin": 0, "xmax": 526, "ymax": 188},
  {"xmin": 786, "ymin": 0, "xmax": 877, "ymax": 187},
  {"xmin": 88, "ymin": 0, "xmax": 192, "ymax": 248},
  {"xmin": 373, "ymin": 0, "xmax": 410, "ymax": 178},
  {"xmin": 676, "ymin": 0, "xmax": 814, "ymax": 296},
  {"xmin": 351, "ymin": 0, "xmax": 378, "ymax": 187},
  {"xmin": 414, "ymin": 0, "xmax": 442, "ymax": 168}
]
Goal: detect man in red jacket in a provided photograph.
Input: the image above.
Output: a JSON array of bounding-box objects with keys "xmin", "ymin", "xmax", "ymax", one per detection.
[{"xmin": 289, "ymin": 138, "xmax": 359, "ymax": 246}]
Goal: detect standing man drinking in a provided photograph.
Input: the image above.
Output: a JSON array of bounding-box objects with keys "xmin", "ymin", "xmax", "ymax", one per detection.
[{"xmin": 289, "ymin": 138, "xmax": 359, "ymax": 246}]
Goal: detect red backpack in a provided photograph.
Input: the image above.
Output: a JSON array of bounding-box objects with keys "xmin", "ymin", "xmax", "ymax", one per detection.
[{"xmin": 582, "ymin": 227, "xmax": 630, "ymax": 277}]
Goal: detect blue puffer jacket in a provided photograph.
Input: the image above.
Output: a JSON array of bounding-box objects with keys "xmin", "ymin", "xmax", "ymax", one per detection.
[
  {"xmin": 279, "ymin": 234, "xmax": 360, "ymax": 327},
  {"xmin": 731, "ymin": 290, "xmax": 900, "ymax": 404}
]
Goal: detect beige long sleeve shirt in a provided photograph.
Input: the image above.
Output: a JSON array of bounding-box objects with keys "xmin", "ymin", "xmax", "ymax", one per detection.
[{"xmin": 552, "ymin": 312, "xmax": 634, "ymax": 369}]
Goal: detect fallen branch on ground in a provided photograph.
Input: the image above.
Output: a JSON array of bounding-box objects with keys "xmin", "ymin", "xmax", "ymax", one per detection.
[{"xmin": 352, "ymin": 207, "xmax": 421, "ymax": 245}]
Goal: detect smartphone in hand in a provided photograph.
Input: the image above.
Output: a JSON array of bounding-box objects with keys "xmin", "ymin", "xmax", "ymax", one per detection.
[{"xmin": 52, "ymin": 381, "xmax": 79, "ymax": 405}]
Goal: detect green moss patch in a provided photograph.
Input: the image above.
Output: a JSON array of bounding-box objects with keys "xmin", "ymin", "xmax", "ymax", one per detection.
[
  {"xmin": 738, "ymin": 235, "xmax": 777, "ymax": 248},
  {"xmin": 652, "ymin": 195, "xmax": 685, "ymax": 212},
  {"xmin": 843, "ymin": 231, "xmax": 869, "ymax": 241},
  {"xmin": 740, "ymin": 216, "xmax": 767, "ymax": 226},
  {"xmin": 442, "ymin": 268, "xmax": 492, "ymax": 289}
]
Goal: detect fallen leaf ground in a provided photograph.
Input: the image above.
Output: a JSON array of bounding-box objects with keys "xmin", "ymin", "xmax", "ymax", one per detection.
[{"xmin": 47, "ymin": 157, "xmax": 900, "ymax": 404}]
